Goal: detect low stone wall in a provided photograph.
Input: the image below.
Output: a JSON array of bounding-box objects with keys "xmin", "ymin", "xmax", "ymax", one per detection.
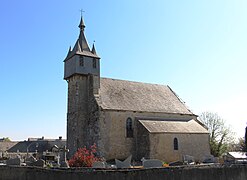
[{"xmin": 0, "ymin": 165, "xmax": 247, "ymax": 180}]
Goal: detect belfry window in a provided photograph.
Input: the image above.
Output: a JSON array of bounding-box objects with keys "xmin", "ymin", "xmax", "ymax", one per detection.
[
  {"xmin": 126, "ymin": 118, "xmax": 133, "ymax": 138},
  {"xmin": 79, "ymin": 56, "xmax": 84, "ymax": 66},
  {"xmin": 93, "ymin": 58, "xmax": 96, "ymax": 68},
  {"xmin": 174, "ymin": 138, "xmax": 178, "ymax": 150}
]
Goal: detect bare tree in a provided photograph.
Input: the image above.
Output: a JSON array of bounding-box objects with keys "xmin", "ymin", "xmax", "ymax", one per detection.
[
  {"xmin": 199, "ymin": 112, "xmax": 234, "ymax": 157},
  {"xmin": 230, "ymin": 137, "xmax": 245, "ymax": 152}
]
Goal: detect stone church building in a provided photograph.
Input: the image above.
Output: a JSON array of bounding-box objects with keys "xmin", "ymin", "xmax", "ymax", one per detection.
[{"xmin": 63, "ymin": 17, "xmax": 210, "ymax": 162}]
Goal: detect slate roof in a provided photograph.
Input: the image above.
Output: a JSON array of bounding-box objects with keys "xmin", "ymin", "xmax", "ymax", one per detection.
[
  {"xmin": 64, "ymin": 17, "xmax": 99, "ymax": 61},
  {"xmin": 7, "ymin": 139, "xmax": 66, "ymax": 153},
  {"xmin": 139, "ymin": 119, "xmax": 208, "ymax": 134},
  {"xmin": 0, "ymin": 142, "xmax": 18, "ymax": 152},
  {"xmin": 97, "ymin": 78, "xmax": 193, "ymax": 115}
]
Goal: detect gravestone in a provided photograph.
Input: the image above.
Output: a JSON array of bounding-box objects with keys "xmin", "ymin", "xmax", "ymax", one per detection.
[
  {"xmin": 60, "ymin": 160, "xmax": 69, "ymax": 168},
  {"xmin": 183, "ymin": 155, "xmax": 195, "ymax": 164},
  {"xmin": 169, "ymin": 161, "xmax": 183, "ymax": 166},
  {"xmin": 142, "ymin": 159, "xmax": 163, "ymax": 168},
  {"xmin": 26, "ymin": 155, "xmax": 37, "ymax": 163},
  {"xmin": 115, "ymin": 155, "xmax": 132, "ymax": 168},
  {"xmin": 59, "ymin": 146, "xmax": 69, "ymax": 167},
  {"xmin": 203, "ymin": 155, "xmax": 216, "ymax": 163},
  {"xmin": 92, "ymin": 161, "xmax": 106, "ymax": 168},
  {"xmin": 6, "ymin": 158, "xmax": 21, "ymax": 166},
  {"xmin": 31, "ymin": 159, "xmax": 45, "ymax": 167},
  {"xmin": 25, "ymin": 155, "xmax": 37, "ymax": 166}
]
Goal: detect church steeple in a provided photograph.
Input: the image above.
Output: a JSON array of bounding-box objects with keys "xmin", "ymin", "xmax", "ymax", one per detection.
[
  {"xmin": 64, "ymin": 16, "xmax": 100, "ymax": 80},
  {"xmin": 64, "ymin": 16, "xmax": 101, "ymax": 157}
]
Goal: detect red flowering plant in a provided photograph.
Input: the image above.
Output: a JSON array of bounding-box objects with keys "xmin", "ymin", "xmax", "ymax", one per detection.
[{"xmin": 68, "ymin": 143, "xmax": 101, "ymax": 167}]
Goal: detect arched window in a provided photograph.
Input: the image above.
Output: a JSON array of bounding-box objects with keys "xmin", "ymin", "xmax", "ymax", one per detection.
[
  {"xmin": 126, "ymin": 118, "xmax": 133, "ymax": 138},
  {"xmin": 174, "ymin": 138, "xmax": 178, "ymax": 150}
]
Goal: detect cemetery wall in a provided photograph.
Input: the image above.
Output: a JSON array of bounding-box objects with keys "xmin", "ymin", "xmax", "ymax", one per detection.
[{"xmin": 0, "ymin": 165, "xmax": 247, "ymax": 180}]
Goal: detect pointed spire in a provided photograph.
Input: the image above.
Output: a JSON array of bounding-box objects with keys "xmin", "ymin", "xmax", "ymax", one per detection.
[
  {"xmin": 76, "ymin": 16, "xmax": 90, "ymax": 51},
  {"xmin": 65, "ymin": 46, "xmax": 72, "ymax": 59},
  {"xmin": 73, "ymin": 40, "xmax": 82, "ymax": 53},
  {"xmin": 91, "ymin": 43, "xmax": 97, "ymax": 55},
  {"xmin": 68, "ymin": 46, "xmax": 71, "ymax": 53},
  {"xmin": 68, "ymin": 16, "xmax": 100, "ymax": 59},
  {"xmin": 78, "ymin": 16, "xmax": 85, "ymax": 31}
]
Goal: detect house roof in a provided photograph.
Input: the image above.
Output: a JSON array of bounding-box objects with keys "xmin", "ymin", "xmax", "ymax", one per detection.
[
  {"xmin": 97, "ymin": 78, "xmax": 193, "ymax": 115},
  {"xmin": 228, "ymin": 152, "xmax": 247, "ymax": 159},
  {"xmin": 7, "ymin": 139, "xmax": 66, "ymax": 153},
  {"xmin": 139, "ymin": 119, "xmax": 208, "ymax": 134},
  {"xmin": 0, "ymin": 142, "xmax": 18, "ymax": 152}
]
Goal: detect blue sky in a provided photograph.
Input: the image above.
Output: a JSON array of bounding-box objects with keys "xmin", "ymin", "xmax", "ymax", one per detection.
[{"xmin": 1, "ymin": 0, "xmax": 247, "ymax": 140}]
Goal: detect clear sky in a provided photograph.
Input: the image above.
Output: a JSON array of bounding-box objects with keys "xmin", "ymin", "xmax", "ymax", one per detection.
[{"xmin": 1, "ymin": 0, "xmax": 247, "ymax": 141}]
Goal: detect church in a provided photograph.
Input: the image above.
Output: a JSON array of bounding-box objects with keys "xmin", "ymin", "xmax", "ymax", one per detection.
[{"xmin": 63, "ymin": 17, "xmax": 210, "ymax": 162}]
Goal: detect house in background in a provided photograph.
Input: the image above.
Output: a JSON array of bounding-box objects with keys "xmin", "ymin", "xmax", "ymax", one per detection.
[
  {"xmin": 63, "ymin": 17, "xmax": 210, "ymax": 162},
  {"xmin": 7, "ymin": 136, "xmax": 66, "ymax": 161},
  {"xmin": 0, "ymin": 138, "xmax": 18, "ymax": 159},
  {"xmin": 224, "ymin": 152, "xmax": 247, "ymax": 164}
]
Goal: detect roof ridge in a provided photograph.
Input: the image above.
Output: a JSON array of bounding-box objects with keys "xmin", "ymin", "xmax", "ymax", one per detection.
[
  {"xmin": 167, "ymin": 85, "xmax": 194, "ymax": 114},
  {"xmin": 101, "ymin": 77, "xmax": 168, "ymax": 87}
]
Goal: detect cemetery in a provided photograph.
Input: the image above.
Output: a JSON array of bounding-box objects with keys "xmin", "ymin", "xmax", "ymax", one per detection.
[{"xmin": 1, "ymin": 144, "xmax": 247, "ymax": 180}]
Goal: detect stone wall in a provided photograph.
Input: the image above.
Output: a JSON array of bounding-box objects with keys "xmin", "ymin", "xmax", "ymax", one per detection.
[
  {"xmin": 67, "ymin": 75, "xmax": 100, "ymax": 158},
  {"xmin": 0, "ymin": 165, "xmax": 247, "ymax": 180},
  {"xmin": 149, "ymin": 133, "xmax": 210, "ymax": 162},
  {"xmin": 98, "ymin": 110, "xmax": 209, "ymax": 162}
]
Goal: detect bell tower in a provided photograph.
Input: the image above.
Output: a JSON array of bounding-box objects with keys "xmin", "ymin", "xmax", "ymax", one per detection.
[{"xmin": 64, "ymin": 17, "xmax": 100, "ymax": 157}]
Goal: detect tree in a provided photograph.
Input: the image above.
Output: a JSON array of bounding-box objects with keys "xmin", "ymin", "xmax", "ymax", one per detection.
[
  {"xmin": 199, "ymin": 112, "xmax": 235, "ymax": 157},
  {"xmin": 68, "ymin": 143, "xmax": 102, "ymax": 167},
  {"xmin": 2, "ymin": 137, "xmax": 11, "ymax": 142},
  {"xmin": 231, "ymin": 137, "xmax": 246, "ymax": 152}
]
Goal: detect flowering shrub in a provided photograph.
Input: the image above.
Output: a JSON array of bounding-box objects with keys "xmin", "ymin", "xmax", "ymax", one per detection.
[{"xmin": 68, "ymin": 143, "xmax": 101, "ymax": 167}]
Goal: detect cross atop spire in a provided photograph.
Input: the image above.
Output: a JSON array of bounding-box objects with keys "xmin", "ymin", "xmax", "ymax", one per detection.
[
  {"xmin": 78, "ymin": 9, "xmax": 85, "ymax": 30},
  {"xmin": 79, "ymin": 9, "xmax": 85, "ymax": 17}
]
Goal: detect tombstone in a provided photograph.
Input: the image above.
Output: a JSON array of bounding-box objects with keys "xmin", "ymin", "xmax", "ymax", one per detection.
[
  {"xmin": 92, "ymin": 161, "xmax": 106, "ymax": 168},
  {"xmin": 26, "ymin": 155, "xmax": 37, "ymax": 163},
  {"xmin": 169, "ymin": 161, "xmax": 184, "ymax": 166},
  {"xmin": 142, "ymin": 159, "xmax": 163, "ymax": 168},
  {"xmin": 115, "ymin": 155, "xmax": 132, "ymax": 168},
  {"xmin": 6, "ymin": 158, "xmax": 21, "ymax": 166},
  {"xmin": 60, "ymin": 160, "xmax": 70, "ymax": 168},
  {"xmin": 58, "ymin": 146, "xmax": 69, "ymax": 168},
  {"xmin": 31, "ymin": 159, "xmax": 45, "ymax": 167},
  {"xmin": 183, "ymin": 155, "xmax": 195, "ymax": 164},
  {"xmin": 25, "ymin": 155, "xmax": 37, "ymax": 166},
  {"xmin": 203, "ymin": 155, "xmax": 216, "ymax": 163},
  {"xmin": 60, "ymin": 146, "xmax": 69, "ymax": 161}
]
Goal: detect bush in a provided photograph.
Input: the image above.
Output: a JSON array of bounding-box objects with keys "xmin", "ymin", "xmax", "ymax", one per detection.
[{"xmin": 68, "ymin": 143, "xmax": 101, "ymax": 167}]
